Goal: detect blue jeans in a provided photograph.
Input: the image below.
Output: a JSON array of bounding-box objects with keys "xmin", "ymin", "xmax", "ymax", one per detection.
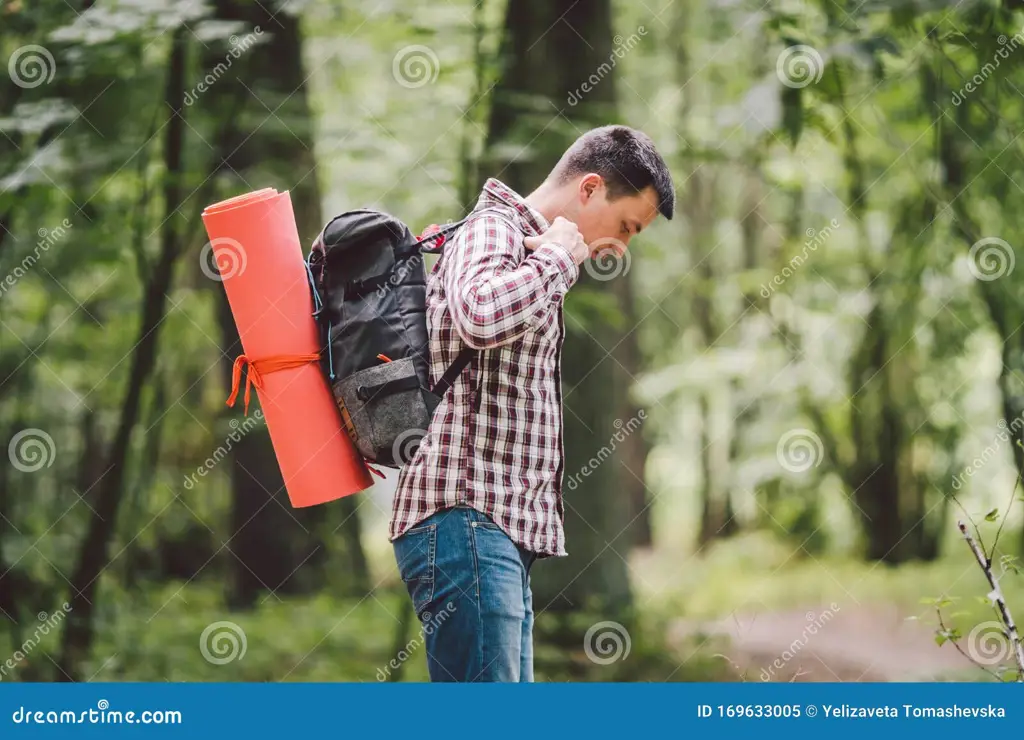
[{"xmin": 392, "ymin": 506, "xmax": 537, "ymax": 682}]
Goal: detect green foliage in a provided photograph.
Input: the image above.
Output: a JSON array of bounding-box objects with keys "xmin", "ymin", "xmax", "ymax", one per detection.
[
  {"xmin": 3, "ymin": 0, "xmax": 1024, "ymax": 683},
  {"xmin": 533, "ymin": 608, "xmax": 729, "ymax": 682},
  {"xmin": 83, "ymin": 585, "xmax": 414, "ymax": 683}
]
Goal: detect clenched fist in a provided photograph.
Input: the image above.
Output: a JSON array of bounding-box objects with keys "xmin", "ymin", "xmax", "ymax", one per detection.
[{"xmin": 523, "ymin": 216, "xmax": 588, "ymax": 265}]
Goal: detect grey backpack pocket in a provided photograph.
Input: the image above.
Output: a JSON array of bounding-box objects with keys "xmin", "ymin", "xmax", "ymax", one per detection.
[{"xmin": 334, "ymin": 357, "xmax": 439, "ymax": 467}]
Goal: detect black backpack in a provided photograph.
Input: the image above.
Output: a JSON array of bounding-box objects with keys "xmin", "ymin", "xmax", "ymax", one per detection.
[{"xmin": 305, "ymin": 208, "xmax": 510, "ymax": 468}]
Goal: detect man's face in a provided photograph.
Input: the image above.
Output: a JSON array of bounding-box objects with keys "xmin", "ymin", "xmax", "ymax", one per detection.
[{"xmin": 568, "ymin": 175, "xmax": 661, "ymax": 256}]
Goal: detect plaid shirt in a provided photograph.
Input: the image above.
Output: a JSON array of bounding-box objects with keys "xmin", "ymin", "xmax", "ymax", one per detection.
[{"xmin": 389, "ymin": 179, "xmax": 580, "ymax": 556}]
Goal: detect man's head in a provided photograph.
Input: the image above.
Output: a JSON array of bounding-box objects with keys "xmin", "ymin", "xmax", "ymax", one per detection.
[{"xmin": 543, "ymin": 125, "xmax": 674, "ymax": 251}]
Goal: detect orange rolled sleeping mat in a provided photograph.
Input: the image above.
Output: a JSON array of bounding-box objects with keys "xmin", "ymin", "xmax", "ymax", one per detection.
[{"xmin": 201, "ymin": 189, "xmax": 373, "ymax": 507}]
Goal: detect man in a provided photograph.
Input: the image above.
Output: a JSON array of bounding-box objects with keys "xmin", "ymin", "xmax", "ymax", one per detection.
[{"xmin": 389, "ymin": 125, "xmax": 675, "ymax": 682}]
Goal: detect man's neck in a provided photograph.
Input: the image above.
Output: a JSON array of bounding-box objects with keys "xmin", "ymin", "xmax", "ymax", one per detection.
[{"xmin": 524, "ymin": 181, "xmax": 571, "ymax": 226}]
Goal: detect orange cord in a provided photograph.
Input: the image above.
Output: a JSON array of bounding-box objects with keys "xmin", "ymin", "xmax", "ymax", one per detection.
[
  {"xmin": 376, "ymin": 353, "xmax": 392, "ymax": 363},
  {"xmin": 226, "ymin": 353, "xmax": 321, "ymax": 415}
]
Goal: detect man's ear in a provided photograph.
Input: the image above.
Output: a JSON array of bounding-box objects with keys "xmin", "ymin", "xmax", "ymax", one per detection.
[{"xmin": 579, "ymin": 173, "xmax": 602, "ymax": 202}]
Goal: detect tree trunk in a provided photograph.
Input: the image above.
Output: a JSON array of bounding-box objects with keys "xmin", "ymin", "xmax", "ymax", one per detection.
[
  {"xmin": 613, "ymin": 272, "xmax": 653, "ymax": 549},
  {"xmin": 686, "ymin": 169, "xmax": 735, "ymax": 545},
  {"xmin": 671, "ymin": 2, "xmax": 735, "ymax": 547},
  {"xmin": 931, "ymin": 75, "xmax": 1024, "ymax": 551},
  {"xmin": 203, "ymin": 2, "xmax": 360, "ymax": 605},
  {"xmin": 482, "ymin": 0, "xmax": 632, "ymax": 619},
  {"xmin": 846, "ymin": 303, "xmax": 905, "ymax": 563},
  {"xmin": 834, "ymin": 67, "xmax": 913, "ymax": 564},
  {"xmin": 57, "ymin": 28, "xmax": 190, "ymax": 680},
  {"xmin": 730, "ymin": 158, "xmax": 767, "ymax": 529}
]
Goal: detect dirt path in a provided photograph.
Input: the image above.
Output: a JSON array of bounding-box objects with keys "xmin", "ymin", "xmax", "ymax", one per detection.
[{"xmin": 671, "ymin": 605, "xmax": 974, "ymax": 682}]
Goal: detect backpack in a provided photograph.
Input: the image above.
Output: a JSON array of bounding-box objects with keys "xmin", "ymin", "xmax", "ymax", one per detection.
[{"xmin": 305, "ymin": 208, "xmax": 511, "ymax": 468}]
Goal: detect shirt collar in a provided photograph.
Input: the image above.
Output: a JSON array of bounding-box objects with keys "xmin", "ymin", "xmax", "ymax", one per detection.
[{"xmin": 474, "ymin": 178, "xmax": 549, "ymax": 236}]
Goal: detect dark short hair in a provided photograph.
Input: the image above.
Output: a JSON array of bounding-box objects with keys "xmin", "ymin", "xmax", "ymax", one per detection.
[{"xmin": 551, "ymin": 125, "xmax": 675, "ymax": 220}]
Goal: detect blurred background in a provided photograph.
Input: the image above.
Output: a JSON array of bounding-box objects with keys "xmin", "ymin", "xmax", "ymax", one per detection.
[{"xmin": 2, "ymin": 0, "xmax": 1023, "ymax": 683}]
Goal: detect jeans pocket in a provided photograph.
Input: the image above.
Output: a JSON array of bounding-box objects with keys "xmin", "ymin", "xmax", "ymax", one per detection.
[
  {"xmin": 394, "ymin": 524, "xmax": 436, "ymax": 614},
  {"xmin": 467, "ymin": 509, "xmax": 504, "ymax": 532}
]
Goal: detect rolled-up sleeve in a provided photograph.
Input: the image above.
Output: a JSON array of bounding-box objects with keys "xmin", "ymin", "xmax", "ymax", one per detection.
[{"xmin": 444, "ymin": 213, "xmax": 579, "ymax": 350}]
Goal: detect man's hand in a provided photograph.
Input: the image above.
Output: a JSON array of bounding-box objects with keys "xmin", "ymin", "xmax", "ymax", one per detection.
[{"xmin": 523, "ymin": 216, "xmax": 588, "ymax": 265}]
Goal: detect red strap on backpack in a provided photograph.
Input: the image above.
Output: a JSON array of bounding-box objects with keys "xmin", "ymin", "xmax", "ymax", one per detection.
[{"xmin": 419, "ymin": 223, "xmax": 445, "ymax": 249}]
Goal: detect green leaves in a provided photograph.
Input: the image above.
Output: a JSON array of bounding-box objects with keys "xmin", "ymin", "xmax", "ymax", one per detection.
[{"xmin": 50, "ymin": 0, "xmax": 208, "ymax": 45}]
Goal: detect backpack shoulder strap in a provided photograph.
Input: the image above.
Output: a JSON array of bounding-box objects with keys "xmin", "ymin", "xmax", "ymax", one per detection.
[
  {"xmin": 426, "ymin": 206, "xmax": 524, "ymax": 398},
  {"xmin": 430, "ymin": 345, "xmax": 476, "ymax": 397},
  {"xmin": 418, "ymin": 207, "xmax": 521, "ymax": 254}
]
